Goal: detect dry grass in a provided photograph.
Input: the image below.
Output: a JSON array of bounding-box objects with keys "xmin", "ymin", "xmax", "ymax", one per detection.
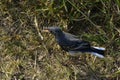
[{"xmin": 0, "ymin": 0, "xmax": 120, "ymax": 80}]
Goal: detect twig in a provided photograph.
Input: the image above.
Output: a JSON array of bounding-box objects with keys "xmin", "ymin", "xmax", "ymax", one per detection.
[
  {"xmin": 34, "ymin": 16, "xmax": 49, "ymax": 55},
  {"xmin": 114, "ymin": 27, "xmax": 120, "ymax": 34},
  {"xmin": 34, "ymin": 16, "xmax": 43, "ymax": 40}
]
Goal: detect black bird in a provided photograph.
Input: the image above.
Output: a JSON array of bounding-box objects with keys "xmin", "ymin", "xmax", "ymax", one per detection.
[{"xmin": 43, "ymin": 27, "xmax": 105, "ymax": 58}]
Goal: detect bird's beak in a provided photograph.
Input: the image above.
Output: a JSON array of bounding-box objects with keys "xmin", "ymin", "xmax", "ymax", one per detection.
[
  {"xmin": 42, "ymin": 29, "xmax": 50, "ymax": 32},
  {"xmin": 42, "ymin": 27, "xmax": 51, "ymax": 33}
]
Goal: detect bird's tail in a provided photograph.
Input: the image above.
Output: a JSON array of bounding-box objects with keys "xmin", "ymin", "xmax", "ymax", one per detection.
[{"xmin": 90, "ymin": 47, "xmax": 105, "ymax": 58}]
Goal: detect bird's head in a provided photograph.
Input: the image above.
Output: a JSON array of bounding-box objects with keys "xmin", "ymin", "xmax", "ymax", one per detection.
[{"xmin": 43, "ymin": 27, "xmax": 63, "ymax": 36}]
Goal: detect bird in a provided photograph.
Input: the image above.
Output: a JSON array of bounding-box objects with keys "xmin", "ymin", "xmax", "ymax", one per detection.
[{"xmin": 43, "ymin": 27, "xmax": 105, "ymax": 58}]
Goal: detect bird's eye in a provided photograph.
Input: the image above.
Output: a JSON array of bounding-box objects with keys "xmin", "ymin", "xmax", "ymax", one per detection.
[{"xmin": 50, "ymin": 30, "xmax": 53, "ymax": 33}]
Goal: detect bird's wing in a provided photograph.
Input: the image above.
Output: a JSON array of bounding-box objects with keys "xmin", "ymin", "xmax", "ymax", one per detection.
[
  {"xmin": 57, "ymin": 31, "xmax": 91, "ymax": 51},
  {"xmin": 60, "ymin": 39, "xmax": 90, "ymax": 52},
  {"xmin": 69, "ymin": 40, "xmax": 91, "ymax": 51}
]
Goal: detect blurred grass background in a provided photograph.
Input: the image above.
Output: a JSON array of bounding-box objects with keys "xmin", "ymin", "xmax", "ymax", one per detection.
[{"xmin": 0, "ymin": 0, "xmax": 120, "ymax": 80}]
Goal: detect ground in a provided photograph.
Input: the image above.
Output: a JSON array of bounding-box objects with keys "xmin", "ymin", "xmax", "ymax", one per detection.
[{"xmin": 0, "ymin": 0, "xmax": 120, "ymax": 80}]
